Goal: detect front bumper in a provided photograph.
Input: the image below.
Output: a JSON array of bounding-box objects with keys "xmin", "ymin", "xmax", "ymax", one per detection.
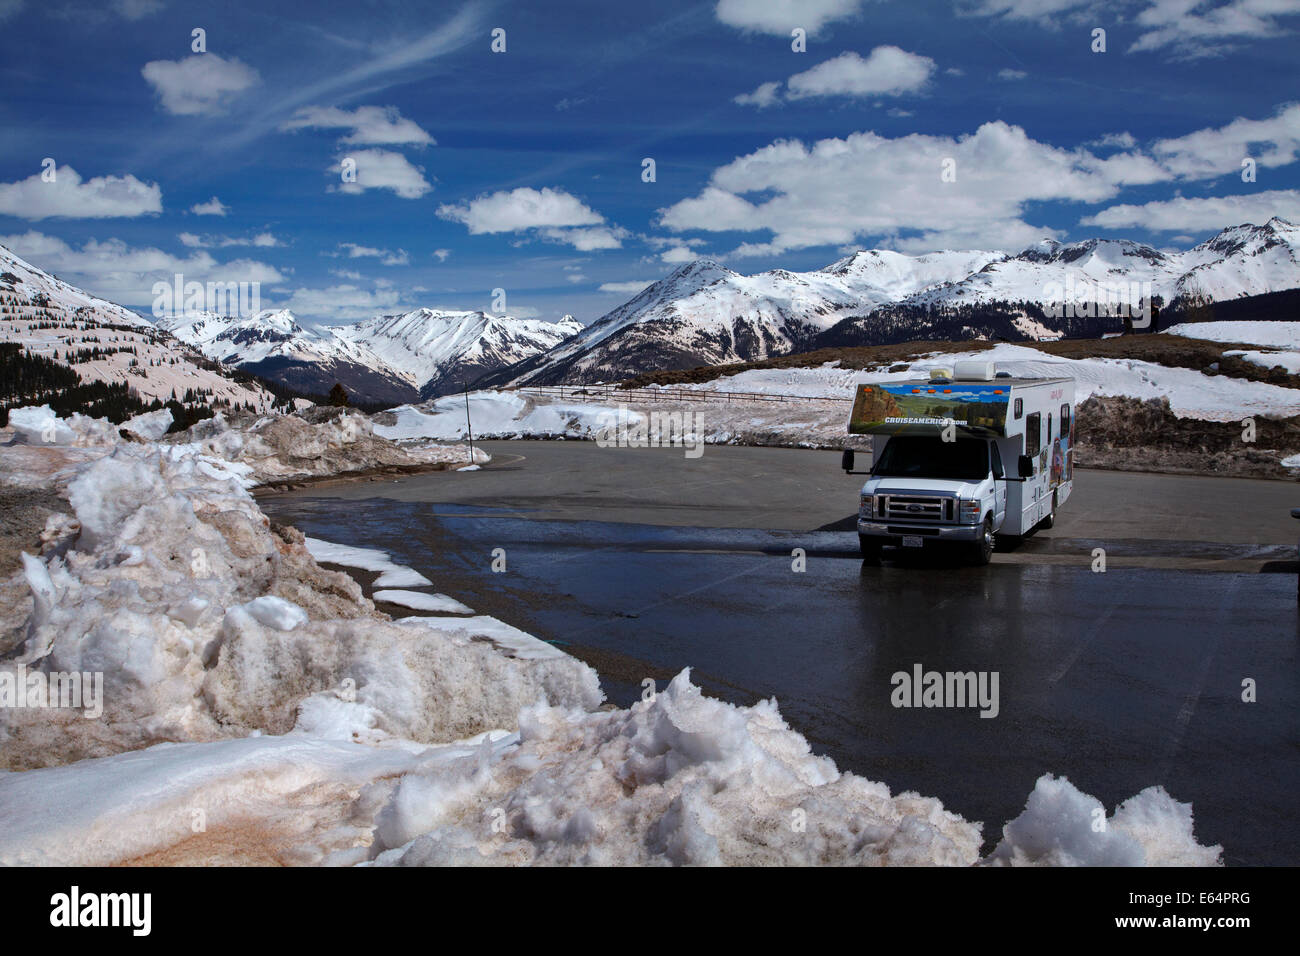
[{"xmin": 858, "ymin": 519, "xmax": 983, "ymax": 543}]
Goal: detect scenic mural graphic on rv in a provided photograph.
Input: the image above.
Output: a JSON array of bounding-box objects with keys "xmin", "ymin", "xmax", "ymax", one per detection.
[{"xmin": 848, "ymin": 382, "xmax": 1010, "ymax": 436}]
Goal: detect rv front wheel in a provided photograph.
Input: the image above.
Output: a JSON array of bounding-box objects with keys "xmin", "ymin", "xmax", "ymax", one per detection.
[{"xmin": 970, "ymin": 518, "xmax": 994, "ymax": 566}]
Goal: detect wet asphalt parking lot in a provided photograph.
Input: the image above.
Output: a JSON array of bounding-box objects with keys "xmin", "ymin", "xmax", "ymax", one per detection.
[{"xmin": 260, "ymin": 441, "xmax": 1300, "ymax": 864}]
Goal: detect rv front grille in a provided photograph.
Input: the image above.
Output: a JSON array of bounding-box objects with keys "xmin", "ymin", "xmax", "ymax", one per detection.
[{"xmin": 881, "ymin": 495, "xmax": 953, "ymax": 523}]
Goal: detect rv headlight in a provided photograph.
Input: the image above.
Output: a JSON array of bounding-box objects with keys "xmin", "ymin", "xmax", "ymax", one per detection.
[
  {"xmin": 860, "ymin": 494, "xmax": 874, "ymax": 515},
  {"xmin": 958, "ymin": 498, "xmax": 982, "ymax": 523}
]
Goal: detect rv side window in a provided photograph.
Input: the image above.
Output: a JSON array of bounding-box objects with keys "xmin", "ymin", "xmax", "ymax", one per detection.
[
  {"xmin": 1061, "ymin": 404, "xmax": 1071, "ymax": 437},
  {"xmin": 1025, "ymin": 412, "xmax": 1041, "ymax": 456},
  {"xmin": 1047, "ymin": 413, "xmax": 1053, "ymax": 443},
  {"xmin": 990, "ymin": 443, "xmax": 1004, "ymax": 479},
  {"xmin": 1014, "ymin": 398, "xmax": 1023, "ymax": 419}
]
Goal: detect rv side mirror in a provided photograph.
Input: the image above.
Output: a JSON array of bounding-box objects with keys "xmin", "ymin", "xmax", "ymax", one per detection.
[
  {"xmin": 1018, "ymin": 455, "xmax": 1034, "ymax": 478},
  {"xmin": 841, "ymin": 449, "xmax": 855, "ymax": 473}
]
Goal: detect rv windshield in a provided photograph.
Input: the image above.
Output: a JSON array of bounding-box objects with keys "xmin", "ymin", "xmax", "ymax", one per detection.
[{"xmin": 872, "ymin": 436, "xmax": 990, "ymax": 481}]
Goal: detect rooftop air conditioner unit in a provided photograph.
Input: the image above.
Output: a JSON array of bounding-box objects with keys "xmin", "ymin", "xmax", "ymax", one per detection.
[{"xmin": 952, "ymin": 360, "xmax": 996, "ymax": 382}]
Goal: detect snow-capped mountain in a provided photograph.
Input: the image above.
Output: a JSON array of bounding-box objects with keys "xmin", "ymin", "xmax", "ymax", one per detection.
[
  {"xmin": 332, "ymin": 309, "xmax": 584, "ymax": 399},
  {"xmin": 0, "ymin": 243, "xmax": 151, "ymax": 328},
  {"xmin": 159, "ymin": 306, "xmax": 583, "ymax": 404},
  {"xmin": 908, "ymin": 217, "xmax": 1300, "ymax": 310},
  {"xmin": 489, "ymin": 218, "xmax": 1300, "ymax": 386},
  {"xmin": 0, "ymin": 243, "xmax": 275, "ymax": 411},
  {"xmin": 156, "ymin": 308, "xmax": 419, "ymax": 406},
  {"xmin": 482, "ymin": 251, "xmax": 1003, "ymax": 386}
]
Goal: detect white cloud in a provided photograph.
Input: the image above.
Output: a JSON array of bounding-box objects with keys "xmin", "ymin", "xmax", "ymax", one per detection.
[
  {"xmin": 998, "ymin": 68, "xmax": 1028, "ymax": 80},
  {"xmin": 282, "ymin": 105, "xmax": 434, "ymax": 146},
  {"xmin": 660, "ymin": 245, "xmax": 699, "ymax": 263},
  {"xmin": 540, "ymin": 225, "xmax": 626, "ymax": 251},
  {"xmin": 281, "ymin": 283, "xmax": 402, "ymax": 322},
  {"xmin": 1151, "ymin": 103, "xmax": 1300, "ymax": 179},
  {"xmin": 190, "ymin": 196, "xmax": 228, "ymax": 216},
  {"xmin": 180, "ymin": 231, "xmax": 283, "ymax": 249},
  {"xmin": 330, "ymin": 267, "xmax": 364, "ymax": 281},
  {"xmin": 1129, "ymin": 0, "xmax": 1300, "ymax": 57},
  {"xmin": 565, "ymin": 272, "xmax": 587, "ymax": 283},
  {"xmin": 1080, "ymin": 190, "xmax": 1300, "ymax": 231},
  {"xmin": 432, "ymin": 248, "xmax": 451, "ymax": 261},
  {"xmin": 1088, "ymin": 131, "xmax": 1138, "ymax": 150},
  {"xmin": 716, "ymin": 0, "xmax": 865, "ymax": 35},
  {"xmin": 787, "ymin": 48, "xmax": 935, "ymax": 99},
  {"xmin": 599, "ymin": 280, "xmax": 654, "ymax": 295},
  {"xmin": 0, "ymin": 230, "xmax": 284, "ymax": 307},
  {"xmin": 965, "ymin": 1, "xmax": 1300, "ymax": 57},
  {"xmin": 331, "ymin": 149, "xmax": 431, "ymax": 199},
  {"xmin": 734, "ymin": 81, "xmax": 783, "ymax": 109},
  {"xmin": 0, "ymin": 165, "xmax": 161, "ymax": 220},
  {"xmin": 438, "ymin": 187, "xmax": 623, "ymax": 250},
  {"xmin": 439, "ymin": 187, "xmax": 603, "ymax": 233},
  {"xmin": 332, "ymin": 242, "xmax": 408, "ymax": 264},
  {"xmin": 735, "ymin": 47, "xmax": 934, "ymax": 108},
  {"xmin": 657, "ymin": 122, "xmax": 1169, "ymax": 256},
  {"xmin": 141, "ymin": 53, "xmax": 260, "ymax": 115}
]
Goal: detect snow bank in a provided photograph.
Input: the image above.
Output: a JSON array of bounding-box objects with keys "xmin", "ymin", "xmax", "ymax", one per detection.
[
  {"xmin": 1, "ymin": 437, "xmax": 603, "ymax": 771},
  {"xmin": 1166, "ymin": 320, "xmax": 1300, "ymax": 349},
  {"xmin": 376, "ymin": 391, "xmax": 640, "ymax": 443},
  {"xmin": 365, "ymin": 670, "xmax": 991, "ymax": 865},
  {"xmin": 167, "ymin": 409, "xmax": 483, "ymax": 486},
  {"xmin": 121, "ymin": 407, "xmax": 173, "ymax": 441},
  {"xmin": 987, "ymin": 774, "xmax": 1220, "ymax": 867},
  {"xmin": 7, "ymin": 404, "xmax": 118, "ymax": 446}
]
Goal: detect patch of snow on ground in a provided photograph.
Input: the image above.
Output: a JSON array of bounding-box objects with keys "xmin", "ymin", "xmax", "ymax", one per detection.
[
  {"xmin": 374, "ymin": 590, "xmax": 473, "ymax": 614},
  {"xmin": 304, "ymin": 536, "xmax": 431, "ymax": 587},
  {"xmin": 1223, "ymin": 349, "xmax": 1300, "ymax": 374},
  {"xmin": 1165, "ymin": 320, "xmax": 1300, "ymax": 348}
]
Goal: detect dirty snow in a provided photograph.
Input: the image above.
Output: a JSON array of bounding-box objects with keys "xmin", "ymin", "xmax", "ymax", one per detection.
[{"xmin": 1223, "ymin": 349, "xmax": 1300, "ymax": 375}]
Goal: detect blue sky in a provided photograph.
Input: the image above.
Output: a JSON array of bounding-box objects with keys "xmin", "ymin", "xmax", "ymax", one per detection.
[{"xmin": 1, "ymin": 0, "xmax": 1298, "ymax": 328}]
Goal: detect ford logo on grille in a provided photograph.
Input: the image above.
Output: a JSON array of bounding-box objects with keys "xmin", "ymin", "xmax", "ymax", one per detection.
[{"xmin": 906, "ymin": 504, "xmax": 923, "ymax": 512}]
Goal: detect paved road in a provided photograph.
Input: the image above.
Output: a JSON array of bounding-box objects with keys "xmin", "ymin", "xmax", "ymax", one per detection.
[
  {"xmin": 260, "ymin": 441, "xmax": 1300, "ymax": 865},
  {"xmin": 274, "ymin": 440, "xmax": 1300, "ymax": 570}
]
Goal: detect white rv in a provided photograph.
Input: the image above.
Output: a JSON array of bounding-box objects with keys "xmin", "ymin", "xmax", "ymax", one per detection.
[{"xmin": 840, "ymin": 360, "xmax": 1076, "ymax": 565}]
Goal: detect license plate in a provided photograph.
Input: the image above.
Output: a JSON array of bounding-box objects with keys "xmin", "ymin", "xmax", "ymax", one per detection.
[{"xmin": 902, "ymin": 535, "xmax": 924, "ymax": 548}]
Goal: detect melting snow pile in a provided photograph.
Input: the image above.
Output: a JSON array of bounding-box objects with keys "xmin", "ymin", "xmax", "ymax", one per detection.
[
  {"xmin": 0, "ymin": 408, "xmax": 1223, "ymax": 866},
  {"xmin": 169, "ymin": 408, "xmax": 484, "ymax": 485},
  {"xmin": 376, "ymin": 391, "xmax": 636, "ymax": 443}
]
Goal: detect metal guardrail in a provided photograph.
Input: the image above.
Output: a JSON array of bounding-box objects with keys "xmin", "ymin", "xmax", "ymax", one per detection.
[{"xmin": 513, "ymin": 384, "xmax": 835, "ymax": 405}]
